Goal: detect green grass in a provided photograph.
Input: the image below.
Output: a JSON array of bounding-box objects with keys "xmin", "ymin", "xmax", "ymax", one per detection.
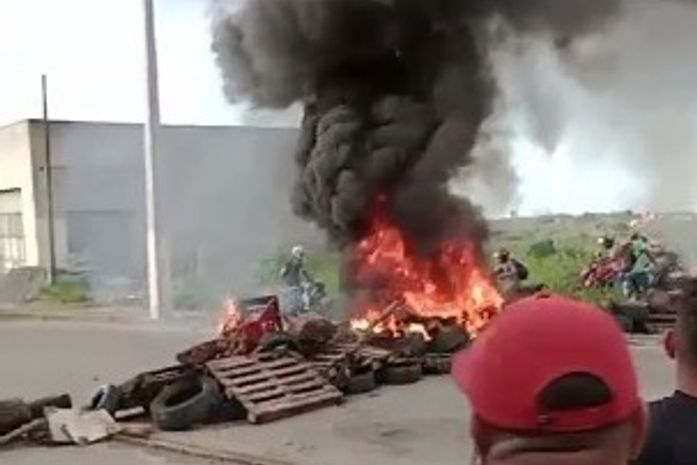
[
  {"xmin": 258, "ymin": 228, "xmax": 624, "ymax": 307},
  {"xmin": 490, "ymin": 234, "xmax": 622, "ymax": 306},
  {"xmin": 41, "ymin": 281, "xmax": 90, "ymax": 304}
]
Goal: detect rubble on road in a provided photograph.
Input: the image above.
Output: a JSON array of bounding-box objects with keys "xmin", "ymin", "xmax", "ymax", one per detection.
[{"xmin": 0, "ymin": 293, "xmax": 473, "ymax": 451}]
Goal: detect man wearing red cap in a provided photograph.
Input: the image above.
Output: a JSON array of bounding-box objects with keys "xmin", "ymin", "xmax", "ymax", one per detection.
[
  {"xmin": 634, "ymin": 283, "xmax": 697, "ymax": 465},
  {"xmin": 453, "ymin": 293, "xmax": 647, "ymax": 465}
]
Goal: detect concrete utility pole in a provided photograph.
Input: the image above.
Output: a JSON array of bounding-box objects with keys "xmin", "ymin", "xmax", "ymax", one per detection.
[
  {"xmin": 41, "ymin": 74, "xmax": 57, "ymax": 285},
  {"xmin": 143, "ymin": 0, "xmax": 163, "ymax": 319}
]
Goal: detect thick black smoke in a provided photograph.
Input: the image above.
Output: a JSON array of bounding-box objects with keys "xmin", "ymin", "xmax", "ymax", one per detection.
[{"xmin": 211, "ymin": 0, "xmax": 620, "ymax": 255}]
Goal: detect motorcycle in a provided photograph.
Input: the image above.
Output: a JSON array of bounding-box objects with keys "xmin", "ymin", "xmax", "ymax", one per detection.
[{"xmin": 279, "ymin": 280, "xmax": 331, "ymax": 316}]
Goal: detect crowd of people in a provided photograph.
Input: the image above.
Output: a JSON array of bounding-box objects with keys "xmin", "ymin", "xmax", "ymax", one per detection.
[
  {"xmin": 452, "ymin": 286, "xmax": 697, "ymax": 465},
  {"xmin": 582, "ymin": 233, "xmax": 673, "ymax": 300}
]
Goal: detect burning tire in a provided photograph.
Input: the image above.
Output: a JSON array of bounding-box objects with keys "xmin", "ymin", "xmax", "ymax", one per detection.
[
  {"xmin": 150, "ymin": 376, "xmax": 222, "ymax": 431},
  {"xmin": 429, "ymin": 326, "xmax": 470, "ymax": 354},
  {"xmin": 345, "ymin": 371, "xmax": 377, "ymax": 395},
  {"xmin": 383, "ymin": 364, "xmax": 423, "ymax": 385},
  {"xmin": 257, "ymin": 332, "xmax": 301, "ymax": 353}
]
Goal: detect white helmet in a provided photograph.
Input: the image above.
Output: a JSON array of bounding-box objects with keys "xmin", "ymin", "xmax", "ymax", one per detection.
[{"xmin": 291, "ymin": 245, "xmax": 305, "ymax": 259}]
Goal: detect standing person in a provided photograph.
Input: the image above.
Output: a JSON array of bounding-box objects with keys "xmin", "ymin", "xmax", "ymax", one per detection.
[
  {"xmin": 453, "ymin": 294, "xmax": 646, "ymax": 465},
  {"xmin": 493, "ymin": 249, "xmax": 529, "ymax": 300},
  {"xmin": 634, "ymin": 282, "xmax": 697, "ymax": 465},
  {"xmin": 625, "ymin": 235, "xmax": 654, "ymax": 299}
]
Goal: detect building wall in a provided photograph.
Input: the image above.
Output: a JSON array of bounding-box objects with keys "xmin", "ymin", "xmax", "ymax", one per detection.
[
  {"xmin": 21, "ymin": 120, "xmax": 322, "ymax": 304},
  {"xmin": 0, "ymin": 121, "xmax": 41, "ymax": 267}
]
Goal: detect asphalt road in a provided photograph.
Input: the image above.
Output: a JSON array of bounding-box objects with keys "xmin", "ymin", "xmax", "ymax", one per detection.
[
  {"xmin": 0, "ymin": 320, "xmax": 676, "ymax": 465},
  {"xmin": 0, "ymin": 319, "xmax": 206, "ymax": 465}
]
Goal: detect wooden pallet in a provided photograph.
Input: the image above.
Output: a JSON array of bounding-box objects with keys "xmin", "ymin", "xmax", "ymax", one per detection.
[
  {"xmin": 308, "ymin": 346, "xmax": 351, "ymax": 382},
  {"xmin": 207, "ymin": 352, "xmax": 343, "ymax": 424},
  {"xmin": 309, "ymin": 343, "xmax": 393, "ymax": 376}
]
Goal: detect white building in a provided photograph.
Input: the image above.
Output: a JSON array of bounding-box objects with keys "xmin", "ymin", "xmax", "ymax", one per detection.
[{"xmin": 0, "ymin": 119, "xmax": 321, "ymax": 304}]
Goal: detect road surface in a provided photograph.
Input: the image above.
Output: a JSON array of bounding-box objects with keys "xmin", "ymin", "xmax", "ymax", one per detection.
[
  {"xmin": 0, "ymin": 319, "xmax": 205, "ymax": 465},
  {"xmin": 0, "ymin": 319, "xmax": 675, "ymax": 465}
]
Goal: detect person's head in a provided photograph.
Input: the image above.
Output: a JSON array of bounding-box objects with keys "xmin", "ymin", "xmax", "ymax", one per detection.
[
  {"xmin": 664, "ymin": 279, "xmax": 697, "ymax": 373},
  {"xmin": 453, "ymin": 294, "xmax": 646, "ymax": 465},
  {"xmin": 291, "ymin": 245, "xmax": 305, "ymax": 261},
  {"xmin": 496, "ymin": 249, "xmax": 511, "ymax": 264},
  {"xmin": 598, "ymin": 236, "xmax": 615, "ymax": 250}
]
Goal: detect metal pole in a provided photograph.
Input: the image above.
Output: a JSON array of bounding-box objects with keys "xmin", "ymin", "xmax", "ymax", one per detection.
[
  {"xmin": 143, "ymin": 0, "xmax": 162, "ymax": 319},
  {"xmin": 41, "ymin": 74, "xmax": 57, "ymax": 285}
]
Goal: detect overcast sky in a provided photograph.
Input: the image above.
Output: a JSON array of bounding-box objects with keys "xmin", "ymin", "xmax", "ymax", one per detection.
[
  {"xmin": 0, "ymin": 0, "xmax": 299, "ymax": 126},
  {"xmin": 0, "ymin": 0, "xmax": 672, "ymax": 216}
]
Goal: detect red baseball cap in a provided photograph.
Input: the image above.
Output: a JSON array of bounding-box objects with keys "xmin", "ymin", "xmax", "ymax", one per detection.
[{"xmin": 453, "ymin": 293, "xmax": 640, "ymax": 433}]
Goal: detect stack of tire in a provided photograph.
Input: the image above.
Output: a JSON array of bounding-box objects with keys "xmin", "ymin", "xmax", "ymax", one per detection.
[{"xmin": 90, "ymin": 375, "xmax": 245, "ymax": 432}]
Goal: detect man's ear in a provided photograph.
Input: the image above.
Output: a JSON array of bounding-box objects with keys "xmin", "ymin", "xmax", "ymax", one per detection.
[
  {"xmin": 630, "ymin": 403, "xmax": 649, "ymax": 459},
  {"xmin": 664, "ymin": 329, "xmax": 677, "ymax": 360}
]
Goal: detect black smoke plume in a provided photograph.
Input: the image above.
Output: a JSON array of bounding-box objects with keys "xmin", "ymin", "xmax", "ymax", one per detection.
[{"xmin": 211, "ymin": 0, "xmax": 620, "ymax": 255}]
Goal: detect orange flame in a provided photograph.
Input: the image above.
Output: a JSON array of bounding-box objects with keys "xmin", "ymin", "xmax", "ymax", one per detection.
[
  {"xmin": 218, "ymin": 298, "xmax": 243, "ymax": 336},
  {"xmin": 350, "ymin": 207, "xmax": 502, "ymax": 337}
]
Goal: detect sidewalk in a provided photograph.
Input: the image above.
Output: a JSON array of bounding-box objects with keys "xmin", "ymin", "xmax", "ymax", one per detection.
[{"xmin": 0, "ymin": 302, "xmax": 217, "ymax": 334}]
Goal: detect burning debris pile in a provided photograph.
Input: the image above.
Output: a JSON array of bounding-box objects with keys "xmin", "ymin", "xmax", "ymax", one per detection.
[
  {"xmin": 1, "ymin": 294, "xmax": 479, "ymax": 449},
  {"xmin": 211, "ymin": 0, "xmax": 621, "ymax": 334}
]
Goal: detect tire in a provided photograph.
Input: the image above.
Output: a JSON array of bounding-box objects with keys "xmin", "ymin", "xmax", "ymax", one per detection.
[
  {"xmin": 257, "ymin": 332, "xmax": 301, "ymax": 353},
  {"xmin": 423, "ymin": 355, "xmax": 452, "ymax": 375},
  {"xmin": 215, "ymin": 397, "xmax": 248, "ymax": 422},
  {"xmin": 89, "ymin": 385, "xmax": 122, "ymax": 415},
  {"xmin": 393, "ymin": 333, "xmax": 428, "ymax": 357},
  {"xmin": 345, "ymin": 372, "xmax": 377, "ymax": 395},
  {"xmin": 384, "ymin": 364, "xmax": 423, "ymax": 385},
  {"xmin": 429, "ymin": 326, "xmax": 470, "ymax": 354},
  {"xmin": 150, "ymin": 376, "xmax": 222, "ymax": 431}
]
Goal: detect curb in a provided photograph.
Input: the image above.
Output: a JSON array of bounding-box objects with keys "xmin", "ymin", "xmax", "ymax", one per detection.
[
  {"xmin": 115, "ymin": 435, "xmax": 300, "ymax": 465},
  {"xmin": 0, "ymin": 309, "xmax": 132, "ymax": 324}
]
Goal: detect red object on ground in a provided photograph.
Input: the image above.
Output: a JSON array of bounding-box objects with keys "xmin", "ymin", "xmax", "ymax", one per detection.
[
  {"xmin": 237, "ymin": 296, "xmax": 283, "ymax": 348},
  {"xmin": 452, "ymin": 293, "xmax": 640, "ymax": 433}
]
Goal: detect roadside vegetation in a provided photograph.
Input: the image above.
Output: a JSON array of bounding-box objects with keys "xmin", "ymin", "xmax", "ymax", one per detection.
[
  {"xmin": 40, "ymin": 273, "xmax": 90, "ymax": 304},
  {"xmin": 257, "ymin": 215, "xmax": 638, "ymax": 307}
]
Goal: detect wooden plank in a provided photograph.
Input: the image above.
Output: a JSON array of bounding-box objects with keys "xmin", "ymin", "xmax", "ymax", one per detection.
[
  {"xmin": 208, "ymin": 355, "xmax": 287, "ymax": 371},
  {"xmin": 222, "ymin": 364, "xmax": 311, "ymax": 387},
  {"xmin": 275, "ymin": 371, "xmax": 320, "ymax": 385},
  {"xmin": 214, "ymin": 360, "xmax": 296, "ymax": 379},
  {"xmin": 249, "ymin": 391, "xmax": 343, "ymax": 424},
  {"xmin": 246, "ymin": 379, "xmax": 327, "ymax": 403},
  {"xmin": 233, "ymin": 372, "xmax": 319, "ymax": 395}
]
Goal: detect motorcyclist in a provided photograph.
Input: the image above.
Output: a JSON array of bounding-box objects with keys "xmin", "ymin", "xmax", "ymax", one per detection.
[
  {"xmin": 280, "ymin": 245, "xmax": 320, "ymax": 313},
  {"xmin": 280, "ymin": 246, "xmax": 312, "ymax": 288}
]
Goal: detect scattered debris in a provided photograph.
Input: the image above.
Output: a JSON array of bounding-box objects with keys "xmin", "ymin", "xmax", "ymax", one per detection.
[
  {"xmin": 0, "ymin": 394, "xmax": 71, "ymax": 436},
  {"xmin": 45, "ymin": 408, "xmax": 117, "ymax": 445},
  {"xmin": 1, "ymin": 288, "xmax": 472, "ymax": 452}
]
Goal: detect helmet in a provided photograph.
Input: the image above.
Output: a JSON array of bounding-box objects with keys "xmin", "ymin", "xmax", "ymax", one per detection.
[
  {"xmin": 495, "ymin": 248, "xmax": 510, "ymax": 261},
  {"xmin": 598, "ymin": 236, "xmax": 615, "ymax": 249},
  {"xmin": 291, "ymin": 245, "xmax": 305, "ymax": 259}
]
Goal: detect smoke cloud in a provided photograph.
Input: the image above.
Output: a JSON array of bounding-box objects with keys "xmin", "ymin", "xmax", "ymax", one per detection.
[
  {"xmin": 483, "ymin": 0, "xmax": 697, "ymax": 214},
  {"xmin": 210, "ymin": 0, "xmax": 621, "ymax": 253}
]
